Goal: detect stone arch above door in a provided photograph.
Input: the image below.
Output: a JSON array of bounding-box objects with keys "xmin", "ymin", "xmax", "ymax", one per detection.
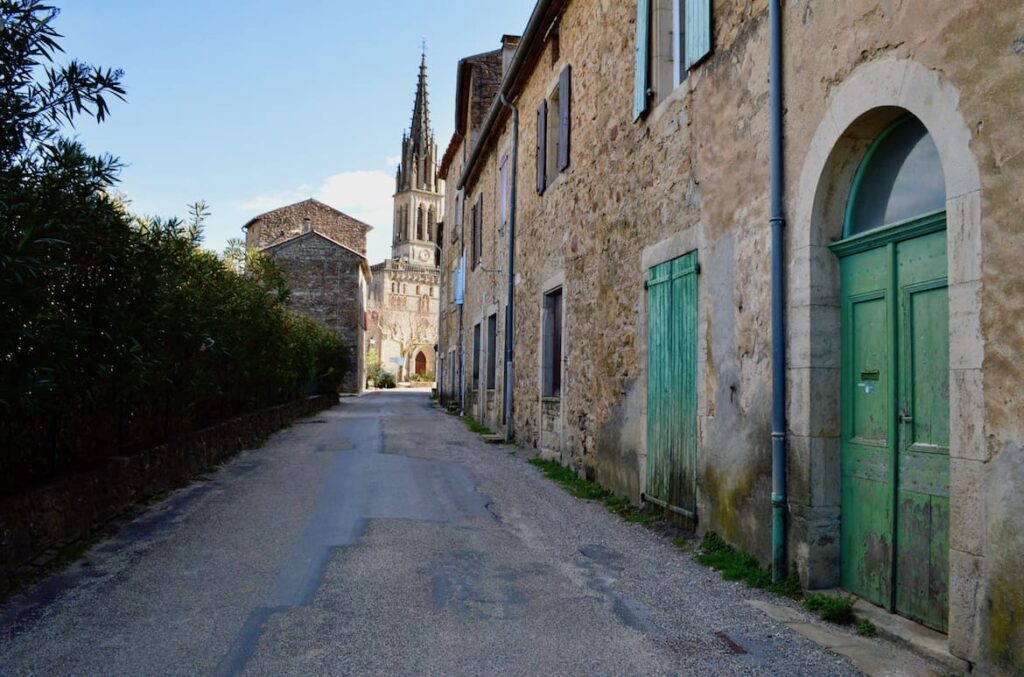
[{"xmin": 785, "ymin": 57, "xmax": 984, "ymax": 648}]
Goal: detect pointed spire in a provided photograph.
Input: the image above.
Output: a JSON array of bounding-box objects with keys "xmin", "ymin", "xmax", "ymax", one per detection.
[{"xmin": 409, "ymin": 49, "xmax": 431, "ymax": 156}]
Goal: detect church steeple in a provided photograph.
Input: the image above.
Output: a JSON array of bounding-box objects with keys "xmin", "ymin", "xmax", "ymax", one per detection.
[
  {"xmin": 391, "ymin": 51, "xmax": 443, "ymax": 266},
  {"xmin": 396, "ymin": 52, "xmax": 438, "ymax": 194}
]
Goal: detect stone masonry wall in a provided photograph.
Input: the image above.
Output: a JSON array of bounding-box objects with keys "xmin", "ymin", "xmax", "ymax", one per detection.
[
  {"xmin": 246, "ymin": 199, "xmax": 370, "ymax": 256},
  {"xmin": 267, "ymin": 234, "xmax": 366, "ymax": 393},
  {"xmin": 442, "ymin": 0, "xmax": 1022, "ymax": 670}
]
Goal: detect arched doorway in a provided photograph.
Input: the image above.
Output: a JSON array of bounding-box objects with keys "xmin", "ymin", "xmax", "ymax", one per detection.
[
  {"xmin": 415, "ymin": 351, "xmax": 427, "ymax": 376},
  {"xmin": 831, "ymin": 114, "xmax": 949, "ymax": 631}
]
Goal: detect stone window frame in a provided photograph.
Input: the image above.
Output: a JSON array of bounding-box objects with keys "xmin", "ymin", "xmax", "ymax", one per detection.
[
  {"xmin": 539, "ymin": 273, "xmax": 566, "ymax": 401},
  {"xmin": 789, "ymin": 58, "xmax": 983, "ymax": 656}
]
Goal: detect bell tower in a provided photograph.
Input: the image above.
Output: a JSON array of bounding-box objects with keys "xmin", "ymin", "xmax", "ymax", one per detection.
[{"xmin": 392, "ymin": 52, "xmax": 443, "ymax": 267}]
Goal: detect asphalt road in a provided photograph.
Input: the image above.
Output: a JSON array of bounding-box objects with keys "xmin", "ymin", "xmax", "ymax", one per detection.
[{"xmin": 0, "ymin": 391, "xmax": 861, "ymax": 676}]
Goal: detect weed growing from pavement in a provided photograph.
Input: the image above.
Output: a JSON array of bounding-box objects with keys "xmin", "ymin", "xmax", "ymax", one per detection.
[
  {"xmin": 695, "ymin": 532, "xmax": 803, "ymax": 598},
  {"xmin": 672, "ymin": 537, "xmax": 691, "ymax": 551},
  {"xmin": 460, "ymin": 415, "xmax": 494, "ymax": 435},
  {"xmin": 856, "ymin": 619, "xmax": 877, "ymax": 636},
  {"xmin": 528, "ymin": 458, "xmax": 660, "ymax": 525},
  {"xmin": 803, "ymin": 593, "xmax": 856, "ymax": 624}
]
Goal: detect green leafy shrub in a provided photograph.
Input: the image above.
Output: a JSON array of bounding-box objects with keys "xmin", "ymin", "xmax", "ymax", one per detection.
[
  {"xmin": 0, "ymin": 2, "xmax": 348, "ymax": 495},
  {"xmin": 376, "ymin": 372, "xmax": 396, "ymax": 389}
]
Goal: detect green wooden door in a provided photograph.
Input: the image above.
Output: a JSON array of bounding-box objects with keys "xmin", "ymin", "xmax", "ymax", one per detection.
[
  {"xmin": 837, "ymin": 226, "xmax": 949, "ymax": 631},
  {"xmin": 646, "ymin": 251, "xmax": 698, "ymax": 518}
]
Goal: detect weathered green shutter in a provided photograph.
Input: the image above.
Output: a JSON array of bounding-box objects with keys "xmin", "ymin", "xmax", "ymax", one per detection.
[
  {"xmin": 684, "ymin": 0, "xmax": 712, "ymax": 71},
  {"xmin": 646, "ymin": 251, "xmax": 699, "ymax": 518},
  {"xmin": 536, "ymin": 100, "xmax": 547, "ymax": 194},
  {"xmin": 633, "ymin": 0, "xmax": 651, "ymax": 120},
  {"xmin": 558, "ymin": 65, "xmax": 572, "ymax": 172}
]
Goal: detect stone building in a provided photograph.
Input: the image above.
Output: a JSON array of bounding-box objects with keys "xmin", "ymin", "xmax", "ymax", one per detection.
[
  {"xmin": 436, "ymin": 0, "xmax": 1023, "ymax": 672},
  {"xmin": 243, "ymin": 199, "xmax": 372, "ymax": 394},
  {"xmin": 366, "ymin": 55, "xmax": 442, "ymax": 383}
]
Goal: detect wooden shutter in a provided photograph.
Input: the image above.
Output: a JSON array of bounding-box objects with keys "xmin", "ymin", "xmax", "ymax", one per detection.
[
  {"xmin": 475, "ymin": 193, "xmax": 483, "ymax": 266},
  {"xmin": 536, "ymin": 99, "xmax": 547, "ymax": 194},
  {"xmin": 684, "ymin": 0, "xmax": 712, "ymax": 71},
  {"xmin": 470, "ymin": 202, "xmax": 477, "ymax": 269},
  {"xmin": 558, "ymin": 65, "xmax": 572, "ymax": 172},
  {"xmin": 633, "ymin": 0, "xmax": 651, "ymax": 120}
]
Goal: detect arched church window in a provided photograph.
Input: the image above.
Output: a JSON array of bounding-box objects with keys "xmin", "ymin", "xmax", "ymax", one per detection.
[
  {"xmin": 845, "ymin": 116, "xmax": 946, "ymax": 237},
  {"xmin": 417, "ymin": 206, "xmax": 426, "ymax": 241},
  {"xmin": 428, "ymin": 207, "xmax": 437, "ymax": 241}
]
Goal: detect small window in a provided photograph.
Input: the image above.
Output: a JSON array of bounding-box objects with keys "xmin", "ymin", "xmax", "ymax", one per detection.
[
  {"xmin": 486, "ymin": 313, "xmax": 498, "ymax": 390},
  {"xmin": 301, "ymin": 217, "xmax": 311, "ymax": 233},
  {"xmin": 472, "ymin": 323, "xmax": 481, "ymax": 390},
  {"xmin": 636, "ymin": 0, "xmax": 713, "ymax": 115},
  {"xmin": 542, "ymin": 288, "xmax": 563, "ymax": 398},
  {"xmin": 845, "ymin": 116, "xmax": 946, "ymax": 237}
]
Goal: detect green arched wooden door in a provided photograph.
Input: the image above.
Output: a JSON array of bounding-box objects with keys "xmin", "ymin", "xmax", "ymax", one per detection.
[{"xmin": 831, "ymin": 116, "xmax": 950, "ymax": 631}]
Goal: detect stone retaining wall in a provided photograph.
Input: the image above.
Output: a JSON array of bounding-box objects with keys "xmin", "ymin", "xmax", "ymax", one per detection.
[{"xmin": 0, "ymin": 394, "xmax": 336, "ymax": 597}]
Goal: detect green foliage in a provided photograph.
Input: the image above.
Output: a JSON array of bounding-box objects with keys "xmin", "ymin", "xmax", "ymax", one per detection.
[
  {"xmin": 376, "ymin": 372, "xmax": 396, "ymax": 389},
  {"xmin": 803, "ymin": 593, "xmax": 856, "ymax": 624},
  {"xmin": 695, "ymin": 532, "xmax": 803, "ymax": 598},
  {"xmin": 410, "ymin": 370, "xmax": 435, "ymax": 383},
  {"xmin": 365, "ymin": 348, "xmax": 382, "ymax": 386},
  {"xmin": 527, "ymin": 458, "xmax": 660, "ymax": 524},
  {"xmin": 0, "ymin": 2, "xmax": 348, "ymax": 494},
  {"xmin": 856, "ymin": 619, "xmax": 877, "ymax": 637},
  {"xmin": 460, "ymin": 415, "xmax": 494, "ymax": 435}
]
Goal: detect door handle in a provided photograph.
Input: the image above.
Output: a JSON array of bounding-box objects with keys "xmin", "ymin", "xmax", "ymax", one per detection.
[{"xmin": 899, "ymin": 412, "xmax": 913, "ymax": 423}]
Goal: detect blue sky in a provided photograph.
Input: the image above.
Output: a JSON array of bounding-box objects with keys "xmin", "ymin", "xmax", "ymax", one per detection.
[{"xmin": 57, "ymin": 0, "xmax": 535, "ymax": 263}]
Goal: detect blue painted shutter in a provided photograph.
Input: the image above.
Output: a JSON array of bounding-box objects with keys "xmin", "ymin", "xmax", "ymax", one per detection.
[
  {"xmin": 558, "ymin": 65, "xmax": 572, "ymax": 172},
  {"xmin": 633, "ymin": 0, "xmax": 651, "ymax": 120},
  {"xmin": 536, "ymin": 100, "xmax": 547, "ymax": 194},
  {"xmin": 455, "ymin": 256, "xmax": 465, "ymax": 305},
  {"xmin": 684, "ymin": 0, "xmax": 712, "ymax": 71}
]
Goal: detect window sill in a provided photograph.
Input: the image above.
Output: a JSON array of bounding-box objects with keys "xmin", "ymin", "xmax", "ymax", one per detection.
[
  {"xmin": 543, "ymin": 169, "xmax": 568, "ymax": 195},
  {"xmin": 541, "ymin": 396, "xmax": 561, "ymax": 403}
]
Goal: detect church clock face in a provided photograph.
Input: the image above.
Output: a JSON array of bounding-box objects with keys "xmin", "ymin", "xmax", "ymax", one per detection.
[{"xmin": 418, "ymin": 249, "xmax": 431, "ymax": 262}]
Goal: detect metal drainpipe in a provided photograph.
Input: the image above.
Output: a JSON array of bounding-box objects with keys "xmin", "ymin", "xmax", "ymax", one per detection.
[
  {"xmin": 769, "ymin": 0, "xmax": 788, "ymax": 582},
  {"xmin": 500, "ymin": 93, "xmax": 518, "ymax": 442}
]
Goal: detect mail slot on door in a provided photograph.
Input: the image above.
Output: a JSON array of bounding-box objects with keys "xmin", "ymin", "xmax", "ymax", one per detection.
[{"xmin": 860, "ymin": 368, "xmax": 880, "ymax": 381}]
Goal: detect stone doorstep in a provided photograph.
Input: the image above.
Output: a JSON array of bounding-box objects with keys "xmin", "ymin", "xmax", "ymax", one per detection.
[
  {"xmin": 851, "ymin": 599, "xmax": 971, "ymax": 675},
  {"xmin": 746, "ymin": 599, "xmax": 966, "ymax": 677},
  {"xmin": 480, "ymin": 433, "xmax": 506, "ymax": 444}
]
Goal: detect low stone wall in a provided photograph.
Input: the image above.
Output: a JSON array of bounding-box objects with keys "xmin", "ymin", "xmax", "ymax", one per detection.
[{"xmin": 0, "ymin": 394, "xmax": 336, "ymax": 597}]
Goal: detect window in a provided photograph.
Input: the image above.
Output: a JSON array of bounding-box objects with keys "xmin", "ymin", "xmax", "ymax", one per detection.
[
  {"xmin": 472, "ymin": 323, "xmax": 481, "ymax": 390},
  {"xmin": 634, "ymin": 0, "xmax": 712, "ymax": 119},
  {"xmin": 541, "ymin": 288, "xmax": 563, "ymax": 398},
  {"xmin": 417, "ymin": 206, "xmax": 426, "ymax": 241},
  {"xmin": 499, "ymin": 153, "xmax": 509, "ymax": 230},
  {"xmin": 300, "ymin": 217, "xmax": 311, "ymax": 233},
  {"xmin": 428, "ymin": 207, "xmax": 437, "ymax": 241},
  {"xmin": 536, "ymin": 65, "xmax": 571, "ymax": 194},
  {"xmin": 845, "ymin": 116, "xmax": 945, "ymax": 237},
  {"xmin": 486, "ymin": 313, "xmax": 498, "ymax": 390}
]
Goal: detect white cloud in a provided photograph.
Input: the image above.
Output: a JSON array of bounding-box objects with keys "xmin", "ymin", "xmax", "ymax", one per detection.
[
  {"xmin": 315, "ymin": 170, "xmax": 395, "ymax": 263},
  {"xmin": 238, "ymin": 170, "xmax": 396, "ymax": 263},
  {"xmin": 385, "ymin": 154, "xmax": 401, "ymax": 168}
]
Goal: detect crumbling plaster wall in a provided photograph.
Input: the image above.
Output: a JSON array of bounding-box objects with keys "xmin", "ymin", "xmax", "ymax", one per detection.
[{"xmin": 783, "ymin": 1, "xmax": 1024, "ymax": 670}]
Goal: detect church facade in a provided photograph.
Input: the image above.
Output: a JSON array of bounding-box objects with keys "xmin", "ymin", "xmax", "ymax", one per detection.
[{"xmin": 366, "ymin": 55, "xmax": 442, "ymax": 384}]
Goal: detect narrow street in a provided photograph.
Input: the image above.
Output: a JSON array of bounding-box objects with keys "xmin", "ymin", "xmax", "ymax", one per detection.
[{"xmin": 0, "ymin": 391, "xmax": 862, "ymax": 675}]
